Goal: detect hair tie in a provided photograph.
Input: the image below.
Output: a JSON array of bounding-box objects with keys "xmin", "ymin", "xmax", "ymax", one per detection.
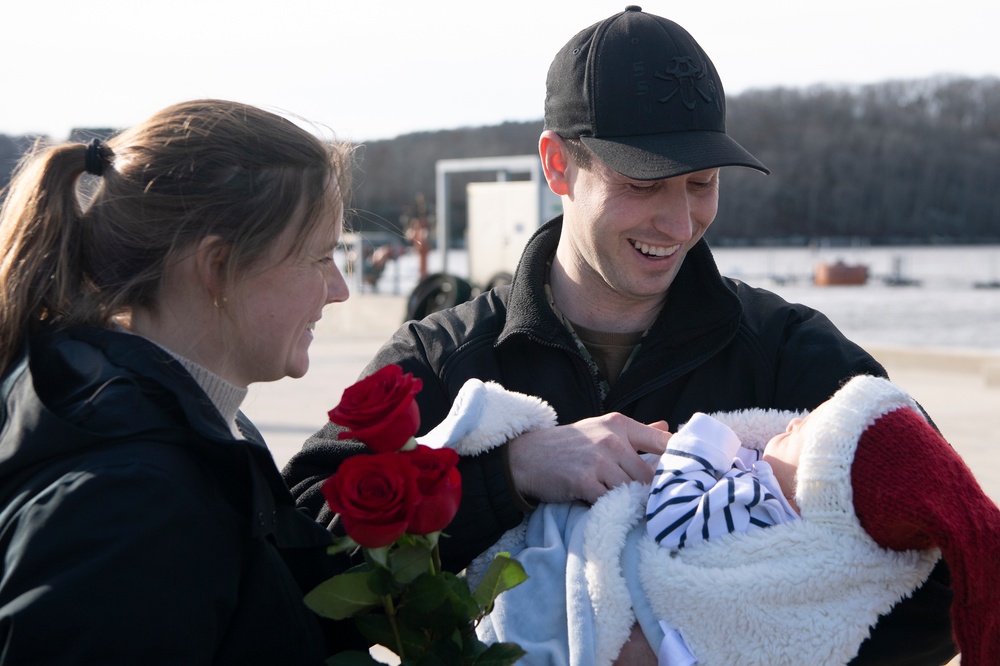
[{"xmin": 84, "ymin": 138, "xmax": 111, "ymax": 177}]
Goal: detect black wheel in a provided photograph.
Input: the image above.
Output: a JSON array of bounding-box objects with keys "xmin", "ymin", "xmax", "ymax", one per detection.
[
  {"xmin": 485, "ymin": 272, "xmax": 514, "ymax": 291},
  {"xmin": 405, "ymin": 273, "xmax": 474, "ymax": 321}
]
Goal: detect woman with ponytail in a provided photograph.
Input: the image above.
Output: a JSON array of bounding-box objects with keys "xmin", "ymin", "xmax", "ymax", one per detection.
[{"xmin": 0, "ymin": 100, "xmax": 357, "ymax": 664}]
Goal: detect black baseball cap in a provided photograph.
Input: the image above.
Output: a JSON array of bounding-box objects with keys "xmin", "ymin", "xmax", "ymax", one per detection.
[{"xmin": 544, "ymin": 6, "xmax": 769, "ymax": 180}]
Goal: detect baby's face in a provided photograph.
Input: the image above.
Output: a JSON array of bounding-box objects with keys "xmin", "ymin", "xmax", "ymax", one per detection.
[
  {"xmin": 763, "ymin": 397, "xmax": 831, "ymax": 459},
  {"xmin": 761, "ymin": 402, "xmax": 829, "ymax": 513},
  {"xmin": 764, "ymin": 413, "xmax": 810, "ymax": 458}
]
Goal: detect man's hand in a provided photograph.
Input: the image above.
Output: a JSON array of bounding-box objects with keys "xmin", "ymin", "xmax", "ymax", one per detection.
[{"xmin": 508, "ymin": 413, "xmax": 671, "ymax": 504}]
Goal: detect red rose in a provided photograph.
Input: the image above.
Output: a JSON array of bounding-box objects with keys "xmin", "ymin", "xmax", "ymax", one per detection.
[
  {"xmin": 329, "ymin": 365, "xmax": 423, "ymax": 453},
  {"xmin": 320, "ymin": 453, "xmax": 420, "ymax": 548},
  {"xmin": 401, "ymin": 445, "xmax": 463, "ymax": 535}
]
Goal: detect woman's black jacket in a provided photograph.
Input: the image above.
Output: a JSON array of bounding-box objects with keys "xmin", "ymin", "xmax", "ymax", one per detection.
[{"xmin": 0, "ymin": 326, "xmax": 353, "ymax": 664}]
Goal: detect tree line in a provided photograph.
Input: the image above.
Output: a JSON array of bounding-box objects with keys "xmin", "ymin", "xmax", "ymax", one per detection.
[{"xmin": 3, "ymin": 76, "xmax": 999, "ymax": 245}]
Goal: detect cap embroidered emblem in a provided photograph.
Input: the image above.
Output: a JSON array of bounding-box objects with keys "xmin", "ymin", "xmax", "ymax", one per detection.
[{"xmin": 655, "ymin": 56, "xmax": 719, "ymax": 110}]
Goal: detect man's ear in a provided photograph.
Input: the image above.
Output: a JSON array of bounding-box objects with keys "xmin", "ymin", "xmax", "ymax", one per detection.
[
  {"xmin": 539, "ymin": 130, "xmax": 571, "ymax": 196},
  {"xmin": 193, "ymin": 235, "xmax": 232, "ymax": 304}
]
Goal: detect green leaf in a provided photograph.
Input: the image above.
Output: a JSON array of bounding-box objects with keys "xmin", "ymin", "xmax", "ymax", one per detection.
[
  {"xmin": 366, "ymin": 545, "xmax": 391, "ymax": 569},
  {"xmin": 470, "ymin": 641, "xmax": 528, "ymax": 666},
  {"xmin": 390, "ymin": 542, "xmax": 433, "ymax": 584},
  {"xmin": 353, "ymin": 615, "xmax": 398, "ymax": 653},
  {"xmin": 442, "ymin": 573, "xmax": 480, "ymax": 620},
  {"xmin": 411, "ymin": 635, "xmax": 463, "ymax": 666},
  {"xmin": 400, "ymin": 572, "xmax": 450, "ymax": 614},
  {"xmin": 472, "ymin": 553, "xmax": 528, "ymax": 610},
  {"xmin": 327, "ymin": 535, "xmax": 360, "ymax": 556},
  {"xmin": 355, "ymin": 614, "xmax": 427, "ymax": 661},
  {"xmin": 304, "ymin": 571, "xmax": 381, "ymax": 620},
  {"xmin": 367, "ymin": 566, "xmax": 399, "ymax": 597},
  {"xmin": 421, "ymin": 531, "xmax": 441, "ymax": 550}
]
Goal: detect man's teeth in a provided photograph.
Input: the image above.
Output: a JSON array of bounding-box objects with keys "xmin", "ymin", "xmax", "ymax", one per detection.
[{"xmin": 633, "ymin": 240, "xmax": 678, "ymax": 257}]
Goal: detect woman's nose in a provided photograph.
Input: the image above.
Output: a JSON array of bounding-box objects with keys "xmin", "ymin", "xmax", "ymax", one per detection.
[{"xmin": 327, "ymin": 265, "xmax": 350, "ymax": 304}]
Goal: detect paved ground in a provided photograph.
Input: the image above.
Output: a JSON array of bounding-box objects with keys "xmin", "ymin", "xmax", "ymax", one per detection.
[{"xmin": 245, "ymin": 294, "xmax": 992, "ymax": 665}]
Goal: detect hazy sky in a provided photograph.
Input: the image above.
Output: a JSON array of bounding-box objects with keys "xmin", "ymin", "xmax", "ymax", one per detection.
[{"xmin": 3, "ymin": 0, "xmax": 998, "ymax": 142}]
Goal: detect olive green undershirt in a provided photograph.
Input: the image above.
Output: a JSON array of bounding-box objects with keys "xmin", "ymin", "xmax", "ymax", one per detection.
[{"xmin": 568, "ymin": 322, "xmax": 645, "ymax": 388}]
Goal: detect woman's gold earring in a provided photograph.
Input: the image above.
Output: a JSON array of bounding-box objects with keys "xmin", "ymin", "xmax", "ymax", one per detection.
[{"xmin": 214, "ymin": 296, "xmax": 228, "ymax": 309}]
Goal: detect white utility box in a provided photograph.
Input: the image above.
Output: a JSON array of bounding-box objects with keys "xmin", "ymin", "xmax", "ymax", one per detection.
[
  {"xmin": 466, "ymin": 181, "xmax": 558, "ymax": 288},
  {"xmin": 434, "ymin": 155, "xmax": 562, "ymax": 288}
]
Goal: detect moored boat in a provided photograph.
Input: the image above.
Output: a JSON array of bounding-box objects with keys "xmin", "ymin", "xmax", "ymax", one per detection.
[{"xmin": 814, "ymin": 261, "xmax": 868, "ymax": 286}]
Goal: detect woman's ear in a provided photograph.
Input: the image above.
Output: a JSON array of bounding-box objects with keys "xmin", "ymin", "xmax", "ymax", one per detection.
[
  {"xmin": 539, "ymin": 130, "xmax": 571, "ymax": 197},
  {"xmin": 193, "ymin": 235, "xmax": 232, "ymax": 305}
]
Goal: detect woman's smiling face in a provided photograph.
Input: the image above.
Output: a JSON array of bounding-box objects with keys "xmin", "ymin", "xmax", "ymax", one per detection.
[{"xmin": 225, "ymin": 196, "xmax": 349, "ymax": 386}]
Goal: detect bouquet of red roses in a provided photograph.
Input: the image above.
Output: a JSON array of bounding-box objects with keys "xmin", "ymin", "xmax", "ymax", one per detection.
[{"xmin": 305, "ymin": 365, "xmax": 527, "ymax": 665}]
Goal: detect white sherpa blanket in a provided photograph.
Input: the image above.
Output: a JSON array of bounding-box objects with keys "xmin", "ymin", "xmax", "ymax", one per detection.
[{"xmin": 421, "ymin": 378, "xmax": 941, "ymax": 666}]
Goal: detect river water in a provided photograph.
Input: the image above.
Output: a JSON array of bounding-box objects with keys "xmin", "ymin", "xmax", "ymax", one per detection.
[
  {"xmin": 355, "ymin": 244, "xmax": 1000, "ymax": 352},
  {"xmin": 714, "ymin": 244, "xmax": 1000, "ymax": 352}
]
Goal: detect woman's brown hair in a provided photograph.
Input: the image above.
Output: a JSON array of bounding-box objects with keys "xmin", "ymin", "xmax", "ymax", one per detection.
[{"xmin": 0, "ymin": 99, "xmax": 352, "ymax": 371}]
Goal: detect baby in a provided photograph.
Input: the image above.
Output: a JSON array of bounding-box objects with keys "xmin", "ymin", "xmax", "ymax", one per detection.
[
  {"xmin": 645, "ymin": 375, "xmax": 1000, "ymax": 665},
  {"xmin": 421, "ymin": 375, "xmax": 1000, "ymax": 665},
  {"xmin": 645, "ymin": 410, "xmax": 803, "ymax": 553}
]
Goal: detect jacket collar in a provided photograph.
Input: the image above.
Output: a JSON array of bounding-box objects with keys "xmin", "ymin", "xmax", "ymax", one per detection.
[
  {"xmin": 498, "ymin": 216, "xmax": 743, "ymax": 357},
  {"xmin": 1, "ymin": 326, "xmax": 326, "ymax": 545},
  {"xmin": 497, "ymin": 217, "xmax": 569, "ymax": 347}
]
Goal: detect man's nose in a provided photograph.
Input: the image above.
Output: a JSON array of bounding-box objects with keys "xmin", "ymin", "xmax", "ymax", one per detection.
[{"xmin": 650, "ymin": 190, "xmax": 695, "ymax": 242}]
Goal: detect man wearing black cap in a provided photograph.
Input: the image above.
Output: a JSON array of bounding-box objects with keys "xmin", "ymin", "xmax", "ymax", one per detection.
[{"xmin": 286, "ymin": 7, "xmax": 956, "ymax": 663}]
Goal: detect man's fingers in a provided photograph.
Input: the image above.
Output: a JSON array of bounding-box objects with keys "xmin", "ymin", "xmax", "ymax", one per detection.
[
  {"xmin": 647, "ymin": 419, "xmax": 671, "ymax": 433},
  {"xmin": 628, "ymin": 420, "xmax": 672, "ymax": 455},
  {"xmin": 509, "ymin": 415, "xmax": 675, "ymax": 504},
  {"xmin": 581, "ymin": 477, "xmax": 614, "ymax": 504},
  {"xmin": 619, "ymin": 453, "xmax": 656, "ymax": 485}
]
